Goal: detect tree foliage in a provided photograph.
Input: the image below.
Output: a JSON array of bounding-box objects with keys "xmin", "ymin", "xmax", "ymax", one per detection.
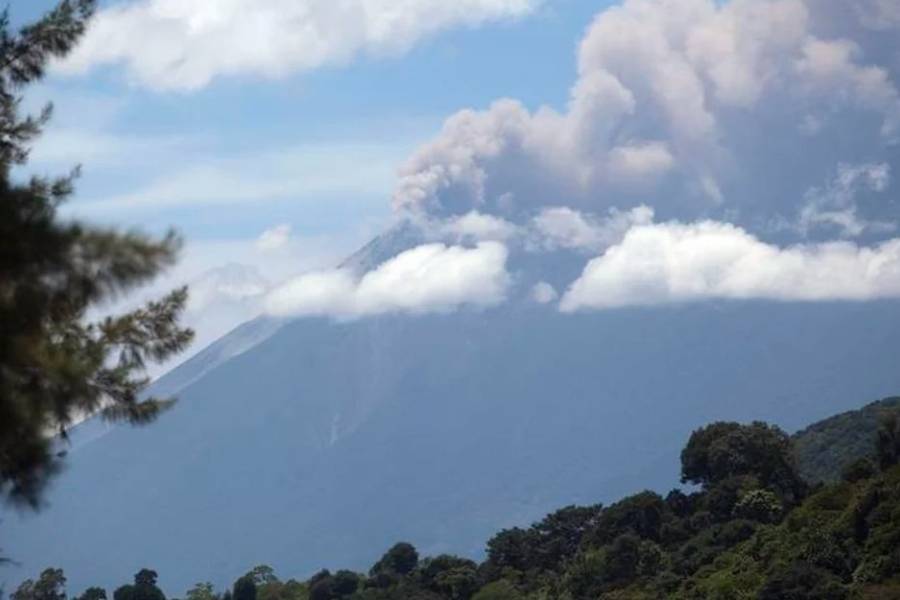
[
  {"xmin": 231, "ymin": 577, "xmax": 255, "ymax": 600},
  {"xmin": 13, "ymin": 408, "xmax": 900, "ymax": 600},
  {"xmin": 370, "ymin": 543, "xmax": 419, "ymax": 579},
  {"xmin": 113, "ymin": 570, "xmax": 165, "ymax": 600},
  {"xmin": 184, "ymin": 584, "xmax": 215, "ymax": 600},
  {"xmin": 12, "ymin": 568, "xmax": 66, "ymax": 600},
  {"xmin": 875, "ymin": 412, "xmax": 900, "ymax": 469},
  {"xmin": 0, "ymin": 0, "xmax": 193, "ymax": 508},
  {"xmin": 74, "ymin": 588, "xmax": 106, "ymax": 600},
  {"xmin": 792, "ymin": 396, "xmax": 900, "ymax": 484},
  {"xmin": 245, "ymin": 567, "xmax": 277, "ymax": 588},
  {"xmin": 681, "ymin": 421, "xmax": 806, "ymax": 501}
]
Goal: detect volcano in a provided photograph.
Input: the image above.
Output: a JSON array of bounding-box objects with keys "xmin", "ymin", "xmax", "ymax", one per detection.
[{"xmin": 4, "ymin": 228, "xmax": 900, "ymax": 595}]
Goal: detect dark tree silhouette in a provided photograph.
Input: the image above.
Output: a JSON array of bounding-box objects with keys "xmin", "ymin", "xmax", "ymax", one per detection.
[
  {"xmin": 875, "ymin": 413, "xmax": 900, "ymax": 469},
  {"xmin": 681, "ymin": 421, "xmax": 806, "ymax": 502},
  {"xmin": 0, "ymin": 0, "xmax": 193, "ymax": 509},
  {"xmin": 370, "ymin": 543, "xmax": 420, "ymax": 578},
  {"xmin": 74, "ymin": 588, "xmax": 106, "ymax": 600},
  {"xmin": 11, "ymin": 568, "xmax": 67, "ymax": 600},
  {"xmin": 231, "ymin": 577, "xmax": 255, "ymax": 600}
]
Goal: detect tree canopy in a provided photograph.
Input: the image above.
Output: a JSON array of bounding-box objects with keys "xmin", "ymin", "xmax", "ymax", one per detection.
[
  {"xmin": 11, "ymin": 408, "xmax": 900, "ymax": 599},
  {"xmin": 0, "ymin": 0, "xmax": 192, "ymax": 509},
  {"xmin": 11, "ymin": 568, "xmax": 67, "ymax": 600},
  {"xmin": 681, "ymin": 421, "xmax": 806, "ymax": 502}
]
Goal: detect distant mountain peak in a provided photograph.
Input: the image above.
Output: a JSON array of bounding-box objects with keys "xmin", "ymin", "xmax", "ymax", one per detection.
[{"xmin": 338, "ymin": 219, "xmax": 427, "ymax": 274}]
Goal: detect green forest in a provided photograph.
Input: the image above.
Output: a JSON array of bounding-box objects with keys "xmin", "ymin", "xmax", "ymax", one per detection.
[{"xmin": 10, "ymin": 398, "xmax": 900, "ymax": 600}]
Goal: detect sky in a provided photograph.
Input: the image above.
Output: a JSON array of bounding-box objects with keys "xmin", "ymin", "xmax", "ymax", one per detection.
[
  {"xmin": 13, "ymin": 0, "xmax": 603, "ymax": 365},
  {"xmin": 11, "ymin": 0, "xmax": 900, "ymax": 373}
]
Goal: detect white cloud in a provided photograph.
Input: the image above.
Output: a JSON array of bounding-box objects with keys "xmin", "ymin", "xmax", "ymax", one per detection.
[
  {"xmin": 795, "ymin": 38, "xmax": 900, "ymax": 138},
  {"xmin": 419, "ymin": 205, "xmax": 657, "ymax": 252},
  {"xmin": 797, "ymin": 162, "xmax": 893, "ymax": 237},
  {"xmin": 436, "ymin": 211, "xmax": 520, "ymax": 242},
  {"xmin": 56, "ymin": 0, "xmax": 543, "ymax": 91},
  {"xmin": 530, "ymin": 281, "xmax": 558, "ymax": 304},
  {"xmin": 606, "ymin": 142, "xmax": 676, "ymax": 183},
  {"xmin": 560, "ymin": 220, "xmax": 900, "ymax": 311},
  {"xmin": 531, "ymin": 205, "xmax": 654, "ymax": 252},
  {"xmin": 265, "ymin": 241, "xmax": 510, "ymax": 318},
  {"xmin": 257, "ymin": 224, "xmax": 293, "ymax": 252}
]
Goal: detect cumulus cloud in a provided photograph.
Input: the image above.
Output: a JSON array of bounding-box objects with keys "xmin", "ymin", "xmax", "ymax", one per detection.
[
  {"xmin": 265, "ymin": 242, "xmax": 510, "ymax": 318},
  {"xmin": 531, "ymin": 205, "xmax": 654, "ymax": 252},
  {"xmin": 56, "ymin": 0, "xmax": 542, "ymax": 91},
  {"xmin": 560, "ymin": 220, "xmax": 900, "ymax": 311},
  {"xmin": 435, "ymin": 211, "xmax": 521, "ymax": 242},
  {"xmin": 530, "ymin": 281, "xmax": 558, "ymax": 304},
  {"xmin": 392, "ymin": 0, "xmax": 900, "ymax": 231},
  {"xmin": 606, "ymin": 142, "xmax": 676, "ymax": 183},
  {"xmin": 796, "ymin": 163, "xmax": 893, "ymax": 237},
  {"xmin": 795, "ymin": 38, "xmax": 900, "ymax": 138},
  {"xmin": 257, "ymin": 224, "xmax": 293, "ymax": 252},
  {"xmin": 415, "ymin": 205, "xmax": 654, "ymax": 254}
]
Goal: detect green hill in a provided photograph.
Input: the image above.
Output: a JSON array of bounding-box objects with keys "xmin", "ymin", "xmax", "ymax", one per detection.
[
  {"xmin": 11, "ymin": 399, "xmax": 900, "ymax": 600},
  {"xmin": 793, "ymin": 397, "xmax": 900, "ymax": 485}
]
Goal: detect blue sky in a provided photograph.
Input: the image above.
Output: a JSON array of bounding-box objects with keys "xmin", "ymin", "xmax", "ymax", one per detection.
[
  {"xmin": 11, "ymin": 0, "xmax": 613, "ymax": 364},
  {"xmin": 18, "ymin": 0, "xmax": 602, "ymax": 242}
]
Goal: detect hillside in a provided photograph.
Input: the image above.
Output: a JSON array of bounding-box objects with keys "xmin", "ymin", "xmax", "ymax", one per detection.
[
  {"xmin": 4, "ymin": 299, "xmax": 900, "ymax": 595},
  {"xmin": 11, "ymin": 407, "xmax": 900, "ymax": 600},
  {"xmin": 793, "ymin": 397, "xmax": 900, "ymax": 484}
]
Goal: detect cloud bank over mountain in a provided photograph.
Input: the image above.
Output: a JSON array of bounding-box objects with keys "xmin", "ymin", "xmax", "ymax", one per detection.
[
  {"xmin": 265, "ymin": 241, "xmax": 510, "ymax": 318},
  {"xmin": 561, "ymin": 220, "xmax": 900, "ymax": 311},
  {"xmin": 55, "ymin": 0, "xmax": 543, "ymax": 90}
]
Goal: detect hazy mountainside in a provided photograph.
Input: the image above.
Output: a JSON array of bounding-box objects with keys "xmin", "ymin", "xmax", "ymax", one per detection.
[
  {"xmin": 5, "ymin": 296, "xmax": 900, "ymax": 595},
  {"xmin": 793, "ymin": 397, "xmax": 900, "ymax": 485},
  {"xmin": 12, "ymin": 403, "xmax": 900, "ymax": 600},
  {"xmin": 148, "ymin": 316, "xmax": 286, "ymax": 399},
  {"xmin": 5, "ymin": 220, "xmax": 900, "ymax": 596}
]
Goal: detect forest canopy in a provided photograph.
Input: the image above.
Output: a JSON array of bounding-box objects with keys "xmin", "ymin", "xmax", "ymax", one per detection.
[{"xmin": 13, "ymin": 399, "xmax": 900, "ymax": 600}]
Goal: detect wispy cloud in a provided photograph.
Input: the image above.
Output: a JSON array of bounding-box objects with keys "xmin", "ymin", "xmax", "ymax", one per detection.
[
  {"xmin": 29, "ymin": 127, "xmax": 200, "ymax": 169},
  {"xmin": 256, "ymin": 224, "xmax": 294, "ymax": 252},
  {"xmin": 69, "ymin": 142, "xmax": 408, "ymax": 215},
  {"xmin": 530, "ymin": 205, "xmax": 654, "ymax": 253},
  {"xmin": 796, "ymin": 163, "xmax": 894, "ymax": 238}
]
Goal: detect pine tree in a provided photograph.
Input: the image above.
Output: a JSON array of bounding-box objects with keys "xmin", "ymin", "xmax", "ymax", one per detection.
[{"xmin": 0, "ymin": 0, "xmax": 193, "ymax": 508}]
